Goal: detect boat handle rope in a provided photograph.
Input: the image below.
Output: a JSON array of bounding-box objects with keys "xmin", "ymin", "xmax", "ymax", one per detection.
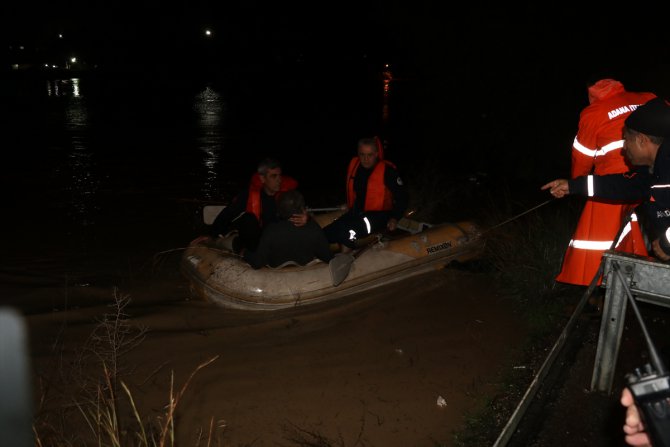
[{"xmin": 482, "ymin": 198, "xmax": 554, "ymax": 235}]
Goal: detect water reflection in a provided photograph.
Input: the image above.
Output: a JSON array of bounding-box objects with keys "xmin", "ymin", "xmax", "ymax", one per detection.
[
  {"xmin": 382, "ymin": 78, "xmax": 391, "ymax": 125},
  {"xmin": 62, "ymin": 82, "xmax": 98, "ymax": 227},
  {"xmin": 46, "ymin": 78, "xmax": 81, "ymax": 97},
  {"xmin": 193, "ymin": 86, "xmax": 226, "ymax": 200},
  {"xmin": 381, "ymin": 63, "xmax": 393, "ymax": 134}
]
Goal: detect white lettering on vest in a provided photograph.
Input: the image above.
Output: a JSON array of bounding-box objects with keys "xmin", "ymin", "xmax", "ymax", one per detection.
[
  {"xmin": 608, "ymin": 105, "xmax": 631, "ymax": 120},
  {"xmin": 607, "ymin": 104, "xmax": 645, "ymax": 120}
]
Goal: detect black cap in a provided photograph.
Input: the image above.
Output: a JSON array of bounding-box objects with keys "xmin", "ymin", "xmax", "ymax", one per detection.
[{"xmin": 625, "ymin": 97, "xmax": 670, "ymax": 137}]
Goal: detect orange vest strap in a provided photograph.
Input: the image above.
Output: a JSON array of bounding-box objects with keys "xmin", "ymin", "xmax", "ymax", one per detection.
[
  {"xmin": 245, "ymin": 174, "xmax": 299, "ymax": 222},
  {"xmin": 346, "ymin": 158, "xmax": 394, "ymax": 211}
]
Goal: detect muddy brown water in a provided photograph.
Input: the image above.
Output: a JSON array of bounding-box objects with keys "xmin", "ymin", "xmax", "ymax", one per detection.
[{"xmin": 7, "ymin": 244, "xmax": 528, "ymax": 446}]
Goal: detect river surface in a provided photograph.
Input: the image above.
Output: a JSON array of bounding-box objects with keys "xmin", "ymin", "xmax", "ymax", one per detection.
[
  {"xmin": 0, "ymin": 68, "xmax": 535, "ymax": 446},
  {"xmin": 15, "ymin": 64, "xmax": 670, "ymax": 446},
  {"xmin": 2, "ymin": 68, "xmax": 422, "ymax": 307}
]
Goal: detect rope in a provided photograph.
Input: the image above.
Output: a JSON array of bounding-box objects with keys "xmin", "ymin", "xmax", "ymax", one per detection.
[{"xmin": 483, "ymin": 199, "xmax": 554, "ymax": 234}]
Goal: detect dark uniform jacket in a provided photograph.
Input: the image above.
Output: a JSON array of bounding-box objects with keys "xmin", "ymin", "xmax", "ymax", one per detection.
[{"xmin": 243, "ymin": 219, "xmax": 334, "ymax": 269}]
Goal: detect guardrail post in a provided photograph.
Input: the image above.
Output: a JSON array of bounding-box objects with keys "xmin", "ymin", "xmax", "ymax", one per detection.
[
  {"xmin": 590, "ymin": 256, "xmax": 628, "ymax": 393},
  {"xmin": 590, "ymin": 251, "xmax": 670, "ymax": 393}
]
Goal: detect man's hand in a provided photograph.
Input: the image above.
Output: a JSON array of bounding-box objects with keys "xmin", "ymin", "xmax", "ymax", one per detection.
[
  {"xmin": 621, "ymin": 387, "xmax": 651, "ymax": 446},
  {"xmin": 387, "ymin": 218, "xmax": 398, "ymax": 232},
  {"xmin": 652, "ymin": 238, "xmax": 670, "ymax": 261},
  {"xmin": 541, "ymin": 179, "xmax": 570, "ymax": 198},
  {"xmin": 290, "ymin": 212, "xmax": 308, "ymax": 227}
]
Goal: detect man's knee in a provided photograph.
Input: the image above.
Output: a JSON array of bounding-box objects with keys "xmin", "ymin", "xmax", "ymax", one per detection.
[{"xmin": 324, "ymin": 218, "xmax": 368, "ymax": 248}]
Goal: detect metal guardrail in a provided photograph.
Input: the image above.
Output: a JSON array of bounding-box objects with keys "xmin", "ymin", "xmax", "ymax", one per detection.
[
  {"xmin": 494, "ymin": 249, "xmax": 670, "ymax": 445},
  {"xmin": 591, "ymin": 251, "xmax": 670, "ymax": 393},
  {"xmin": 492, "ymin": 268, "xmax": 597, "ymax": 446}
]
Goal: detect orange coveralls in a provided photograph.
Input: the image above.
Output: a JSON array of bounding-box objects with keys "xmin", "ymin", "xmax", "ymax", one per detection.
[{"xmin": 555, "ymin": 80, "xmax": 655, "ymax": 286}]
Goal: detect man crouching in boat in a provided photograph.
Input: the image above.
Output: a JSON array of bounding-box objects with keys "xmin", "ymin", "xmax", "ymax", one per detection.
[
  {"xmin": 243, "ymin": 190, "xmax": 334, "ymax": 269},
  {"xmin": 191, "ymin": 158, "xmax": 306, "ymax": 252},
  {"xmin": 323, "ymin": 136, "xmax": 409, "ymax": 252}
]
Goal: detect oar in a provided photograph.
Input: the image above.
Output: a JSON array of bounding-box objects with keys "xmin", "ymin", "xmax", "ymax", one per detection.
[
  {"xmin": 329, "ymin": 235, "xmax": 382, "ymax": 287},
  {"xmin": 306, "ymin": 206, "xmax": 347, "ymax": 213},
  {"xmin": 203, "ymin": 205, "xmax": 345, "ymax": 225}
]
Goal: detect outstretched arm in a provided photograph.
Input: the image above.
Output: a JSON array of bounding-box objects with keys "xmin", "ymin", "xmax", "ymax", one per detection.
[{"xmin": 541, "ymin": 179, "xmax": 570, "ymax": 198}]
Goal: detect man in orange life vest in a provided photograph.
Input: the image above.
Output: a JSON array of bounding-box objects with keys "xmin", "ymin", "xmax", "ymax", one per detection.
[
  {"xmin": 206, "ymin": 157, "xmax": 304, "ymax": 253},
  {"xmin": 554, "ymin": 79, "xmax": 655, "ymax": 286},
  {"xmin": 323, "ymin": 137, "xmax": 408, "ymax": 251}
]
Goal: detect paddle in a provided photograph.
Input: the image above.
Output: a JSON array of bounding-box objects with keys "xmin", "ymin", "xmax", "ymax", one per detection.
[
  {"xmin": 203, "ymin": 205, "xmax": 345, "ymax": 225},
  {"xmin": 329, "ymin": 235, "xmax": 382, "ymax": 287}
]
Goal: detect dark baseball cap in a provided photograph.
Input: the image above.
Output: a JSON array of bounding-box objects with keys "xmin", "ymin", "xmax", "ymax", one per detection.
[{"xmin": 625, "ymin": 97, "xmax": 670, "ymax": 137}]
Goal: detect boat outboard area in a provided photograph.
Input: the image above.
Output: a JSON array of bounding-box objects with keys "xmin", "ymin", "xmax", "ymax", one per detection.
[{"xmin": 181, "ymin": 210, "xmax": 485, "ymax": 311}]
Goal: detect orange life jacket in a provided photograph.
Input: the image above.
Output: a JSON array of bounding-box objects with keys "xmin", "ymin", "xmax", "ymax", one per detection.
[
  {"xmin": 245, "ymin": 173, "xmax": 298, "ymax": 224},
  {"xmin": 556, "ymin": 82, "xmax": 653, "ymax": 286},
  {"xmin": 346, "ymin": 158, "xmax": 395, "ymax": 211}
]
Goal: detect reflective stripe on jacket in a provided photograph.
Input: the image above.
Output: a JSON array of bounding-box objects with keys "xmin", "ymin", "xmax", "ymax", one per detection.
[
  {"xmin": 572, "ymin": 81, "xmax": 656, "ymax": 177},
  {"xmin": 556, "ymin": 204, "xmax": 648, "ymax": 286}
]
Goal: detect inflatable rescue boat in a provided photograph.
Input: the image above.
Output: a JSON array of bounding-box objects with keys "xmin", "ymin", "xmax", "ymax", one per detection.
[{"xmin": 181, "ymin": 211, "xmax": 485, "ymax": 311}]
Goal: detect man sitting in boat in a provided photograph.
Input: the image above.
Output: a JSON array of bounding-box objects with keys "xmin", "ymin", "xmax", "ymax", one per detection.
[
  {"xmin": 243, "ymin": 190, "xmax": 334, "ymax": 269},
  {"xmin": 323, "ymin": 136, "xmax": 409, "ymax": 252},
  {"xmin": 194, "ymin": 158, "xmax": 306, "ymax": 253}
]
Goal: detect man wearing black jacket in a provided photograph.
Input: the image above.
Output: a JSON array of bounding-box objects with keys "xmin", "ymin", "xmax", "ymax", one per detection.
[
  {"xmin": 243, "ymin": 190, "xmax": 333, "ymax": 269},
  {"xmin": 191, "ymin": 158, "xmax": 304, "ymax": 253}
]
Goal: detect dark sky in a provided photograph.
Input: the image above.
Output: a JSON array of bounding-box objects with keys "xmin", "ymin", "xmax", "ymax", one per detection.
[
  {"xmin": 4, "ymin": 1, "xmax": 669, "ymax": 82},
  {"xmin": 3, "ymin": 1, "xmax": 669, "ymax": 186}
]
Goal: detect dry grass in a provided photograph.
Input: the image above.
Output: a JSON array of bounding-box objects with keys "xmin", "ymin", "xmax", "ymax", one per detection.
[
  {"xmin": 32, "ymin": 290, "xmax": 222, "ymax": 447},
  {"xmin": 76, "ymin": 356, "xmax": 219, "ymax": 447}
]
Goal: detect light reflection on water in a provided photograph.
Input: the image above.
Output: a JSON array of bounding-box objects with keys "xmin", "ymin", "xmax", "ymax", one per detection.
[
  {"xmin": 193, "ymin": 86, "xmax": 225, "ymax": 200},
  {"xmin": 45, "ymin": 78, "xmax": 99, "ymax": 228},
  {"xmin": 46, "ymin": 78, "xmax": 81, "ymax": 98},
  {"xmin": 10, "ymin": 73, "xmax": 398, "ymax": 238},
  {"xmin": 382, "ymin": 78, "xmax": 391, "ymax": 127},
  {"xmin": 64, "ymin": 94, "xmax": 98, "ymax": 227}
]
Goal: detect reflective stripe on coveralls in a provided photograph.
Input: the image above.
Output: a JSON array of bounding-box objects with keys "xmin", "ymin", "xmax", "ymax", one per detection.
[
  {"xmin": 567, "ymin": 213, "xmax": 639, "ymax": 250},
  {"xmin": 556, "ymin": 83, "xmax": 654, "ymax": 286},
  {"xmin": 573, "ymin": 138, "xmax": 623, "ymax": 158}
]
